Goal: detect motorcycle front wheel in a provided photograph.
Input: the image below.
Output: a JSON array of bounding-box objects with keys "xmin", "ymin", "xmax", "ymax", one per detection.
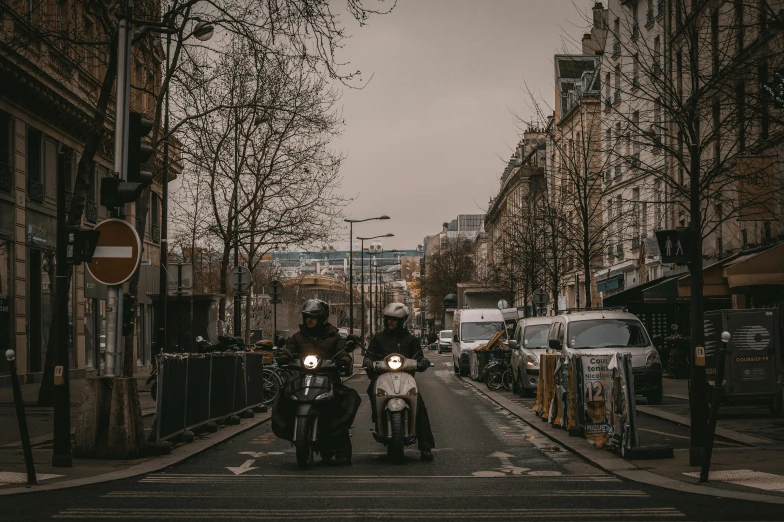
[
  {"xmin": 295, "ymin": 418, "xmax": 314, "ymax": 469},
  {"xmin": 388, "ymin": 411, "xmax": 405, "ymax": 465}
]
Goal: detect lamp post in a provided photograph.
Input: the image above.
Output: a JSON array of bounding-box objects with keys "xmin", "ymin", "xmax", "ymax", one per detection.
[
  {"xmin": 344, "ymin": 216, "xmax": 390, "ymax": 334},
  {"xmin": 155, "ymin": 19, "xmax": 214, "ymax": 357},
  {"xmin": 357, "ymin": 234, "xmax": 393, "ymax": 345}
]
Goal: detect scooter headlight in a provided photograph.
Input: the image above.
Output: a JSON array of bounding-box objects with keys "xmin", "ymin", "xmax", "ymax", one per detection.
[
  {"xmin": 386, "ymin": 355, "xmax": 404, "ymax": 370},
  {"xmin": 303, "ymin": 355, "xmax": 320, "ymax": 369}
]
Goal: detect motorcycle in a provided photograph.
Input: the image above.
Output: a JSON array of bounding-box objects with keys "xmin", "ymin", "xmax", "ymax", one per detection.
[
  {"xmin": 367, "ymin": 353, "xmax": 429, "ymax": 464},
  {"xmin": 282, "ymin": 352, "xmax": 352, "ymax": 469}
]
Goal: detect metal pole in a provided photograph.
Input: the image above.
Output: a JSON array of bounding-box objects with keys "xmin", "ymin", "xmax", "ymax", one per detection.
[
  {"xmin": 700, "ymin": 332, "xmax": 729, "ymax": 482},
  {"xmin": 368, "ymin": 256, "xmax": 373, "ymax": 338},
  {"xmin": 348, "ymin": 222, "xmax": 353, "ymax": 332},
  {"xmin": 156, "ymin": 30, "xmax": 171, "ymax": 357},
  {"xmin": 6, "ymin": 350, "xmax": 36, "ymax": 483},
  {"xmin": 105, "ymin": 287, "xmax": 118, "ymax": 377},
  {"xmin": 233, "ymin": 108, "xmax": 240, "ymax": 337},
  {"xmin": 576, "ymin": 274, "xmax": 581, "ymax": 309},
  {"xmin": 689, "ymin": 142, "xmax": 707, "ymax": 466},
  {"xmin": 360, "ymin": 239, "xmax": 365, "ymax": 344},
  {"xmin": 53, "ymin": 147, "xmax": 72, "ymax": 467}
]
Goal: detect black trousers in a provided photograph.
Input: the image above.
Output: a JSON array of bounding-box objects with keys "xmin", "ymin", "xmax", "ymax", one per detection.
[{"xmin": 366, "ymin": 380, "xmax": 436, "ymax": 451}]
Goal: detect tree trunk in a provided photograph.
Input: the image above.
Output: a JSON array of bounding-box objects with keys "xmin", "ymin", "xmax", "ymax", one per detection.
[
  {"xmin": 37, "ymin": 32, "xmax": 119, "ymax": 406},
  {"xmin": 218, "ymin": 246, "xmax": 231, "ymax": 331},
  {"xmin": 245, "ymin": 291, "xmax": 252, "ymax": 345}
]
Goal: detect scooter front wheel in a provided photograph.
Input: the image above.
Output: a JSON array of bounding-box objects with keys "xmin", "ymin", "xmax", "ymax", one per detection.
[
  {"xmin": 388, "ymin": 411, "xmax": 405, "ymax": 465},
  {"xmin": 295, "ymin": 419, "xmax": 313, "ymax": 469}
]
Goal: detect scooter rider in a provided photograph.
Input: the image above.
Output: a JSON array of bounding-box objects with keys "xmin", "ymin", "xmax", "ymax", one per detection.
[
  {"xmin": 364, "ymin": 303, "xmax": 436, "ymax": 461},
  {"xmin": 275, "ymin": 299, "xmax": 360, "ymax": 466}
]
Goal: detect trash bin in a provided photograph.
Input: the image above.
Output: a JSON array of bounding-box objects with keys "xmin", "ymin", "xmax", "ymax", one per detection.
[{"xmin": 476, "ymin": 350, "xmax": 493, "ymax": 380}]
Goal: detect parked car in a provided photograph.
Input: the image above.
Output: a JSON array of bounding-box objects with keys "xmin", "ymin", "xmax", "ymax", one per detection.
[
  {"xmin": 451, "ymin": 308, "xmax": 507, "ymax": 377},
  {"xmin": 509, "ymin": 316, "xmax": 553, "ymax": 397},
  {"xmin": 437, "ymin": 330, "xmax": 452, "ymax": 353},
  {"xmin": 547, "ymin": 310, "xmax": 663, "ymax": 404}
]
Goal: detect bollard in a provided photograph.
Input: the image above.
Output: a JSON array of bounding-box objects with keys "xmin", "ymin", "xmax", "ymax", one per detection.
[
  {"xmin": 6, "ymin": 349, "xmax": 37, "ymax": 485},
  {"xmin": 700, "ymin": 331, "xmax": 730, "ymax": 482}
]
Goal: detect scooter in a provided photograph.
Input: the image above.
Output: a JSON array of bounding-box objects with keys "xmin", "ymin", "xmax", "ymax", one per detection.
[
  {"xmin": 283, "ymin": 354, "xmax": 344, "ymax": 470},
  {"xmin": 368, "ymin": 353, "xmax": 428, "ymax": 464}
]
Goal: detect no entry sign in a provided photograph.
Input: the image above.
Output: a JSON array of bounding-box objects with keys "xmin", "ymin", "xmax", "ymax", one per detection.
[{"xmin": 86, "ymin": 219, "xmax": 142, "ymax": 286}]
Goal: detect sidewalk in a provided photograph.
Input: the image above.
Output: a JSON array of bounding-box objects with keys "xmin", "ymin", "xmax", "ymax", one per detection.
[
  {"xmin": 0, "ymin": 373, "xmax": 156, "ymax": 447},
  {"xmin": 0, "ymin": 373, "xmax": 272, "ymax": 494},
  {"xmin": 464, "ymin": 377, "xmax": 784, "ymax": 504}
]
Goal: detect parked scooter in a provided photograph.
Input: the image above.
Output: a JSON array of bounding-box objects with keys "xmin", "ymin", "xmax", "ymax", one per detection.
[{"xmin": 367, "ymin": 352, "xmax": 430, "ymax": 464}]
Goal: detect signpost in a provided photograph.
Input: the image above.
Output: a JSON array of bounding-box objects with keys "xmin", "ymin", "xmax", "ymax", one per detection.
[
  {"xmin": 229, "ymin": 266, "xmax": 252, "ymax": 293},
  {"xmin": 270, "ymin": 280, "xmax": 283, "ymax": 341},
  {"xmin": 86, "ymin": 219, "xmax": 141, "ymax": 377}
]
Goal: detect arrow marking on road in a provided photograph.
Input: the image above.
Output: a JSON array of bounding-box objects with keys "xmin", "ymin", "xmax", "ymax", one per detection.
[
  {"xmin": 487, "ymin": 451, "xmax": 515, "ymax": 467},
  {"xmin": 226, "ymin": 459, "xmax": 258, "ymax": 475}
]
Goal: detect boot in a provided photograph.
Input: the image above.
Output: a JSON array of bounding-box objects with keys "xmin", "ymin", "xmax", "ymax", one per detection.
[{"xmin": 420, "ymin": 448, "xmax": 434, "ymax": 462}]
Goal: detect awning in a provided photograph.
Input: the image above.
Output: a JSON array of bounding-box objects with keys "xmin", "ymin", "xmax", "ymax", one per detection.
[
  {"xmin": 643, "ymin": 276, "xmax": 684, "ymax": 302},
  {"xmin": 677, "ymin": 253, "xmax": 744, "ymax": 298},
  {"xmin": 597, "ymin": 274, "xmax": 624, "ymax": 293},
  {"xmin": 603, "ymin": 275, "xmax": 678, "ymax": 306},
  {"xmin": 724, "ymin": 242, "xmax": 784, "ymax": 288}
]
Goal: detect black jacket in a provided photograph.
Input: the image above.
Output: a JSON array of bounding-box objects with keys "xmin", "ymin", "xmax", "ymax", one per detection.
[
  {"xmin": 283, "ymin": 323, "xmax": 352, "ymax": 368},
  {"xmin": 364, "ymin": 328, "xmax": 423, "ymax": 366}
]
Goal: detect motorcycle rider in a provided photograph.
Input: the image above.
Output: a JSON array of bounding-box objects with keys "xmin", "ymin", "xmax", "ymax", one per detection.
[
  {"xmin": 274, "ymin": 299, "xmax": 360, "ymax": 466},
  {"xmin": 364, "ymin": 303, "xmax": 436, "ymax": 461}
]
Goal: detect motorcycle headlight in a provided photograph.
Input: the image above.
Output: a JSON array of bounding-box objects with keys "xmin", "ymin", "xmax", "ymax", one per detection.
[
  {"xmin": 315, "ymin": 390, "xmax": 333, "ymax": 401},
  {"xmin": 376, "ymin": 388, "xmax": 388, "ymax": 397},
  {"xmin": 646, "ymin": 350, "xmax": 661, "ymax": 366},
  {"xmin": 386, "ymin": 355, "xmax": 404, "ymax": 370},
  {"xmin": 387, "ymin": 398, "xmax": 406, "ymax": 411},
  {"xmin": 523, "ymin": 351, "xmax": 539, "ymax": 367},
  {"xmin": 303, "ymin": 355, "xmax": 320, "ymax": 369},
  {"xmin": 407, "ymin": 387, "xmax": 418, "ymax": 396}
]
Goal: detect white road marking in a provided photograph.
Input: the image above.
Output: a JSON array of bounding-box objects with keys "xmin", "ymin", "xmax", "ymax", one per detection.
[
  {"xmin": 226, "ymin": 459, "xmax": 258, "ymax": 475},
  {"xmin": 92, "ymin": 246, "xmax": 133, "ymax": 258},
  {"xmin": 106, "ymin": 489, "xmax": 645, "ymax": 498},
  {"xmin": 238, "ymin": 451, "xmax": 285, "ymax": 458}
]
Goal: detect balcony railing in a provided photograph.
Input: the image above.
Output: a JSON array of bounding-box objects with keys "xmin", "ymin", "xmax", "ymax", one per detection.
[
  {"xmin": 614, "ymin": 164, "xmax": 622, "ymax": 178},
  {"xmin": 28, "ymin": 178, "xmax": 44, "ymax": 204},
  {"xmin": 612, "ymin": 39, "xmax": 621, "ymax": 57},
  {"xmin": 0, "ymin": 162, "xmax": 11, "ymax": 194},
  {"xmin": 614, "ymin": 88, "xmax": 621, "ymax": 103},
  {"xmin": 85, "ymin": 199, "xmax": 98, "ymax": 223}
]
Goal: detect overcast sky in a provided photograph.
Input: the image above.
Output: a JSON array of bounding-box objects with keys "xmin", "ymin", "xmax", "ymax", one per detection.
[{"xmin": 333, "ymin": 0, "xmax": 588, "ymax": 250}]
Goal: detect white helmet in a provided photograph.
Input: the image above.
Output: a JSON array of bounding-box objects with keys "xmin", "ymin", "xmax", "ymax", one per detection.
[{"xmin": 383, "ymin": 302, "xmax": 409, "ymax": 328}]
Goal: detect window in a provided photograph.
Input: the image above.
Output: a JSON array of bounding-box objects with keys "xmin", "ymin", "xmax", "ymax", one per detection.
[
  {"xmin": 711, "ymin": 9, "xmax": 719, "ymax": 74},
  {"xmin": 759, "ymin": 57, "xmax": 769, "ymax": 141},
  {"xmin": 523, "ymin": 325, "xmax": 549, "ymax": 349},
  {"xmin": 641, "ymin": 202, "xmax": 648, "ymax": 236},
  {"xmin": 27, "ymin": 126, "xmax": 42, "ymax": 184},
  {"xmin": 678, "ymin": 132, "xmax": 684, "ymax": 185},
  {"xmin": 676, "ymin": 51, "xmax": 683, "ymax": 100},
  {"xmin": 0, "ymin": 112, "xmax": 12, "ymax": 194},
  {"xmin": 764, "ymin": 221, "xmax": 771, "ymax": 241},
  {"xmin": 632, "ymin": 54, "xmax": 639, "ymax": 88},
  {"xmin": 655, "ymin": 181, "xmax": 663, "ymax": 229},
  {"xmin": 712, "ymin": 100, "xmax": 721, "ymax": 164},
  {"xmin": 759, "ymin": 0, "xmax": 768, "ymax": 35},
  {"xmin": 461, "ymin": 322, "xmax": 506, "ymax": 342},
  {"xmin": 633, "ymin": 187, "xmax": 641, "ymax": 242},
  {"xmin": 605, "ymin": 72, "xmax": 611, "ymax": 101},
  {"xmin": 566, "ymin": 319, "xmax": 650, "ymax": 349},
  {"xmin": 632, "ymin": 111, "xmax": 640, "ymax": 156},
  {"xmin": 736, "ymin": 0, "xmax": 745, "ymax": 53},
  {"xmin": 736, "ymin": 81, "xmax": 746, "ymax": 151},
  {"xmin": 43, "ymin": 137, "xmax": 57, "ymax": 201},
  {"xmin": 742, "ymin": 229, "xmax": 748, "ymax": 248}
]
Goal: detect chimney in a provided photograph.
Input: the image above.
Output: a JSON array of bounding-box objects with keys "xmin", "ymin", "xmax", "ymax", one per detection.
[{"xmin": 582, "ymin": 33, "xmax": 593, "ymax": 54}]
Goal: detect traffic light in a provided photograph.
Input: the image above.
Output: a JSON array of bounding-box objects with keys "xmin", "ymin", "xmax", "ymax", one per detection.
[
  {"xmin": 122, "ymin": 293, "xmax": 137, "ymax": 337},
  {"xmin": 65, "ymin": 227, "xmax": 101, "ymax": 265},
  {"xmin": 128, "ymin": 111, "xmax": 154, "ymax": 185}
]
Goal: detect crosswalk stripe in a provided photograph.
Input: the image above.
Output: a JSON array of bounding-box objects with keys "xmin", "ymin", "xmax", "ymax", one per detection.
[
  {"xmin": 105, "ymin": 489, "xmax": 648, "ymax": 498},
  {"xmin": 54, "ymin": 508, "xmax": 685, "ymax": 519}
]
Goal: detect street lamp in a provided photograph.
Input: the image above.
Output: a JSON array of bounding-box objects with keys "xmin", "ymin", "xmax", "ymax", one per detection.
[
  {"xmin": 344, "ymin": 216, "xmax": 390, "ymax": 334},
  {"xmin": 369, "ymin": 248, "xmax": 398, "ymax": 336},
  {"xmin": 155, "ymin": 17, "xmax": 214, "ymax": 356},
  {"xmin": 357, "ymin": 234, "xmax": 393, "ymax": 343}
]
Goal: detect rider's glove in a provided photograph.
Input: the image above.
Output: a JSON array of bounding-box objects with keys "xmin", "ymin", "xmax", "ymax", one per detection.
[{"xmin": 417, "ymin": 358, "xmax": 430, "ymax": 373}]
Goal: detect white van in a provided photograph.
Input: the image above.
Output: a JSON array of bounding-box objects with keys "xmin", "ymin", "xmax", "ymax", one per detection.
[{"xmin": 451, "ymin": 308, "xmax": 507, "ymax": 376}]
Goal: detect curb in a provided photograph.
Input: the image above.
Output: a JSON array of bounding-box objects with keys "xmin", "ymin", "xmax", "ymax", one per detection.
[
  {"xmin": 0, "ymin": 412, "xmax": 271, "ymax": 496},
  {"xmin": 461, "ymin": 377, "xmax": 784, "ymax": 505},
  {"xmin": 636, "ymin": 405, "xmax": 781, "ymax": 448}
]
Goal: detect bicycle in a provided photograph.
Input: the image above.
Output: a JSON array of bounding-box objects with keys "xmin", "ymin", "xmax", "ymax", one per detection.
[{"xmin": 483, "ymin": 349, "xmax": 514, "ymax": 392}]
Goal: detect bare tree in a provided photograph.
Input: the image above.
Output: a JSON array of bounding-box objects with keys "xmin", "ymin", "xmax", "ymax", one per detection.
[{"xmin": 420, "ymin": 237, "xmax": 475, "ymax": 320}]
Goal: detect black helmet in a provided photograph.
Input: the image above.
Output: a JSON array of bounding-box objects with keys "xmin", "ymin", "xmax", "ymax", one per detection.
[
  {"xmin": 383, "ymin": 302, "xmax": 409, "ymax": 330},
  {"xmin": 301, "ymin": 299, "xmax": 329, "ymax": 324}
]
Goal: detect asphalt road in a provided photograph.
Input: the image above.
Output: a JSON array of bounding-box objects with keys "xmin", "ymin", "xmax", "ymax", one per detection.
[{"xmin": 0, "ymin": 354, "xmax": 782, "ymax": 521}]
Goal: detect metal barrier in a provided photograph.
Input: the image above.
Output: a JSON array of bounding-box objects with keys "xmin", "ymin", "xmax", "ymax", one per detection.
[{"xmin": 154, "ymin": 352, "xmax": 265, "ymax": 442}]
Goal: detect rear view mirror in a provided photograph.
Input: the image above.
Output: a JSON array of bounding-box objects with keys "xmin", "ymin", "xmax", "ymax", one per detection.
[
  {"xmin": 508, "ymin": 340, "xmax": 519, "ymax": 350},
  {"xmin": 548, "ymin": 339, "xmax": 562, "ymax": 350}
]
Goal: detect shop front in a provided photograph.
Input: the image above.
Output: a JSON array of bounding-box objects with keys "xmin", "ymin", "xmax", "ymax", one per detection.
[{"xmin": 0, "ymin": 198, "xmax": 13, "ymax": 379}]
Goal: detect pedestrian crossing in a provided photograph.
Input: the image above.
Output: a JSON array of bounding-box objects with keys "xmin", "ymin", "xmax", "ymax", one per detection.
[
  {"xmin": 53, "ymin": 507, "xmax": 686, "ymax": 520},
  {"xmin": 138, "ymin": 473, "xmax": 624, "ymax": 484},
  {"xmin": 103, "ymin": 488, "xmax": 649, "ymax": 498}
]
